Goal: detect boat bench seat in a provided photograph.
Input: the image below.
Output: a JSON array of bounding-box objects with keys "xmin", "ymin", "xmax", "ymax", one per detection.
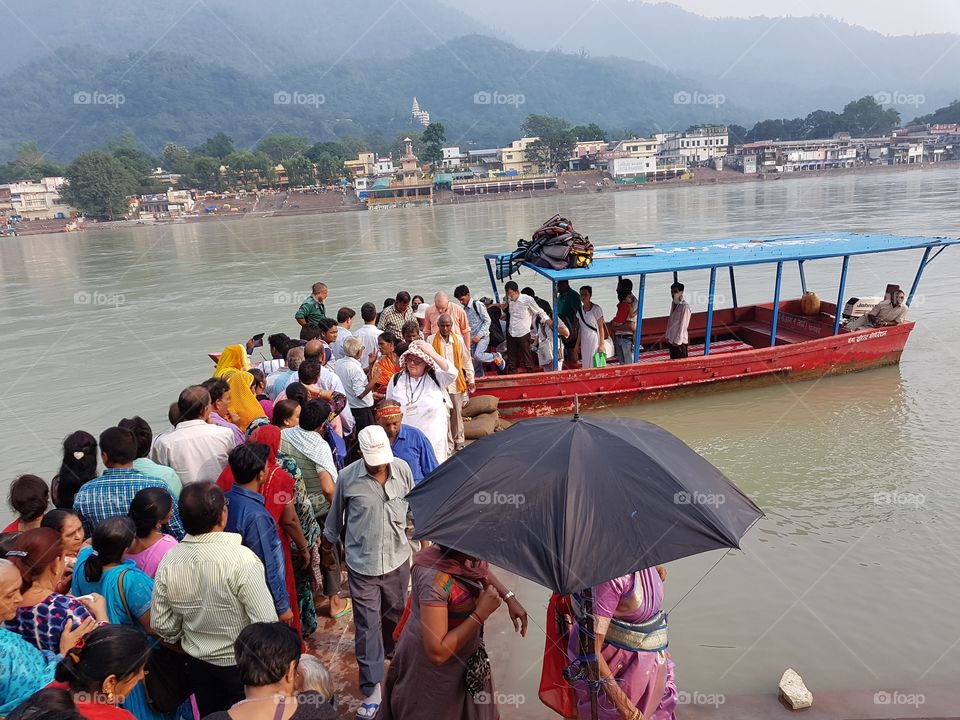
[
  {"xmin": 634, "ymin": 339, "xmax": 753, "ymax": 362},
  {"xmin": 738, "ymin": 321, "xmax": 810, "ymax": 345}
]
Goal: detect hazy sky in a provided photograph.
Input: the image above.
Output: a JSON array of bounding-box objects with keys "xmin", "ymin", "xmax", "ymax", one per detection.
[{"xmin": 664, "ymin": 0, "xmax": 960, "ymax": 36}]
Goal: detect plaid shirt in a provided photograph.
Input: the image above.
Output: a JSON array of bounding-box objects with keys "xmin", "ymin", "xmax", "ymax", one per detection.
[
  {"xmin": 73, "ymin": 468, "xmax": 185, "ymax": 539},
  {"xmin": 377, "ymin": 305, "xmax": 414, "ymax": 338}
]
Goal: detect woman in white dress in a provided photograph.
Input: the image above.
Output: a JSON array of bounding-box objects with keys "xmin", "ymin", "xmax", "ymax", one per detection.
[
  {"xmin": 385, "ymin": 340, "xmax": 457, "ymax": 463},
  {"xmin": 575, "ymin": 285, "xmax": 606, "ymax": 369}
]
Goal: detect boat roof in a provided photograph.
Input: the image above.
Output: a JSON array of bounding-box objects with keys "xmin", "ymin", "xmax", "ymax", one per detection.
[{"xmin": 486, "ymin": 232, "xmax": 960, "ymax": 282}]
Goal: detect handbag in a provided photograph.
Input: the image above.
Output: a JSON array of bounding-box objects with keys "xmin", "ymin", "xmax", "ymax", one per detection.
[
  {"xmin": 117, "ymin": 569, "xmax": 192, "ymax": 712},
  {"xmin": 465, "ymin": 642, "xmax": 492, "ymax": 701}
]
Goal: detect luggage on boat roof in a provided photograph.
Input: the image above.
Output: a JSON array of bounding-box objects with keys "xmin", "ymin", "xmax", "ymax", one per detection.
[{"xmin": 496, "ymin": 214, "xmax": 594, "ymax": 280}]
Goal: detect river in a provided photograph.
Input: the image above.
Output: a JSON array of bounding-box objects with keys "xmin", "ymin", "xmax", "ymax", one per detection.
[{"xmin": 2, "ymin": 167, "xmax": 959, "ymax": 713}]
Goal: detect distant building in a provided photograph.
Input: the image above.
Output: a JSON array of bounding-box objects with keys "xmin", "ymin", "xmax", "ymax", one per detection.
[
  {"xmin": 467, "ymin": 148, "xmax": 501, "ymax": 175},
  {"xmin": 344, "ymin": 152, "xmax": 376, "ymax": 178},
  {"xmin": 375, "ymin": 155, "xmax": 395, "ymax": 176},
  {"xmin": 660, "ymin": 126, "xmax": 728, "ymax": 165},
  {"xmin": 411, "ymin": 97, "xmax": 430, "ymax": 127},
  {"xmin": 0, "ymin": 177, "xmax": 75, "ymax": 220},
  {"xmin": 499, "ymin": 137, "xmax": 540, "ymax": 174},
  {"xmin": 441, "ymin": 146, "xmax": 467, "ymax": 168}
]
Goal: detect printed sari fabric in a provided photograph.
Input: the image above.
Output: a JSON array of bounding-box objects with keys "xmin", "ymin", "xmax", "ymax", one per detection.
[{"xmin": 566, "ymin": 568, "xmax": 677, "ymax": 720}]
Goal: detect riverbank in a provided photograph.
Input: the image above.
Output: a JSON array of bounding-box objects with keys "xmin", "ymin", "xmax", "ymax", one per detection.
[{"xmin": 11, "ymin": 158, "xmax": 955, "ymax": 238}]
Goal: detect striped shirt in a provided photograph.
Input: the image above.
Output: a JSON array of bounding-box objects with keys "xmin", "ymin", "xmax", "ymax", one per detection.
[
  {"xmin": 74, "ymin": 468, "xmax": 184, "ymax": 539},
  {"xmin": 151, "ymin": 532, "xmax": 278, "ymax": 666}
]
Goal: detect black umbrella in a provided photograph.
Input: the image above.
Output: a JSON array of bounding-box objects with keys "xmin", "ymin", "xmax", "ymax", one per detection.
[
  {"xmin": 409, "ymin": 414, "xmax": 762, "ymax": 594},
  {"xmin": 409, "ymin": 414, "xmax": 762, "ymax": 720}
]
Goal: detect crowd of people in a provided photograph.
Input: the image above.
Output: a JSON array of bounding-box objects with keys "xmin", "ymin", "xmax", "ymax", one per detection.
[{"xmin": 0, "ymin": 280, "xmax": 681, "ymax": 720}]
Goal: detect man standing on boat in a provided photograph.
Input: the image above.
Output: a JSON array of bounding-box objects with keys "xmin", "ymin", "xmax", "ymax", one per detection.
[
  {"xmin": 665, "ymin": 282, "xmax": 691, "ymax": 360},
  {"xmin": 295, "ymin": 281, "xmax": 328, "ymax": 327},
  {"xmin": 556, "ymin": 279, "xmax": 582, "ymax": 361},
  {"xmin": 503, "ymin": 280, "xmax": 551, "ymax": 373}
]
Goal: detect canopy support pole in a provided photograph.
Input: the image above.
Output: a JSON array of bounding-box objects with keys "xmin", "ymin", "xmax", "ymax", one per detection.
[
  {"xmin": 632, "ymin": 274, "xmax": 646, "ymax": 363},
  {"xmin": 833, "ymin": 256, "xmax": 850, "ymax": 335},
  {"xmin": 673, "ymin": 271, "xmax": 679, "ymax": 284},
  {"xmin": 704, "ymin": 267, "xmax": 717, "ymax": 356},
  {"xmin": 770, "ymin": 261, "xmax": 783, "ymax": 347},
  {"xmin": 907, "ymin": 246, "xmax": 933, "ymax": 307},
  {"xmin": 728, "ymin": 266, "xmax": 738, "ymax": 309},
  {"xmin": 485, "ymin": 257, "xmax": 500, "ymax": 303},
  {"xmin": 551, "ymin": 282, "xmax": 560, "ymax": 371},
  {"xmin": 798, "ymin": 260, "xmax": 807, "ymax": 293}
]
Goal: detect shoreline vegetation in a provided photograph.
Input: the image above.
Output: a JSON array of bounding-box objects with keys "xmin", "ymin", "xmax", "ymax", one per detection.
[{"xmin": 8, "ymin": 159, "xmax": 957, "ymax": 238}]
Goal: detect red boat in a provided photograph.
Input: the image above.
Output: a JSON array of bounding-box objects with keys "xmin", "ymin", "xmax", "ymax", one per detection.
[{"xmin": 477, "ymin": 232, "xmax": 958, "ymax": 419}]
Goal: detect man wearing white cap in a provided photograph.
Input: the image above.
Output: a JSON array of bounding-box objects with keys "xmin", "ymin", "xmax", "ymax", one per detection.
[{"xmin": 323, "ymin": 425, "xmax": 415, "ymax": 720}]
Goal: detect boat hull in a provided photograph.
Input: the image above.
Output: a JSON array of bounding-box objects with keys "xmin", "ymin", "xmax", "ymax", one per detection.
[{"xmin": 475, "ymin": 322, "xmax": 913, "ymax": 419}]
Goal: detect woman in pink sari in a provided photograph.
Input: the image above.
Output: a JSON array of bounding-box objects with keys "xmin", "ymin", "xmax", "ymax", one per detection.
[{"xmin": 566, "ymin": 567, "xmax": 677, "ymax": 720}]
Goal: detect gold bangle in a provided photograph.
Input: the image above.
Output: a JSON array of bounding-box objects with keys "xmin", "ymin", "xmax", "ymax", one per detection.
[{"xmin": 469, "ymin": 612, "xmax": 483, "ymax": 627}]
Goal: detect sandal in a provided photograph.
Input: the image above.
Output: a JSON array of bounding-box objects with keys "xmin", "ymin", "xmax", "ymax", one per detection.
[
  {"xmin": 332, "ymin": 598, "xmax": 353, "ymax": 619},
  {"xmin": 356, "ymin": 700, "xmax": 379, "ymax": 719}
]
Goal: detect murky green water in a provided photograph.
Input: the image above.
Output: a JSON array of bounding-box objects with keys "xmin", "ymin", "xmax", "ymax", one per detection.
[{"xmin": 2, "ymin": 167, "xmax": 958, "ymax": 708}]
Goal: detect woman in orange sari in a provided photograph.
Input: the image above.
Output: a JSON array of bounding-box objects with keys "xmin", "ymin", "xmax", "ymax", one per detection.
[
  {"xmin": 226, "ymin": 370, "xmax": 267, "ymax": 433},
  {"xmin": 370, "ymin": 332, "xmax": 401, "ymax": 402}
]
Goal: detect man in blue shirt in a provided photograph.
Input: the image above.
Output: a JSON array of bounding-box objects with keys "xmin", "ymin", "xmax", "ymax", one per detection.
[
  {"xmin": 74, "ymin": 426, "xmax": 184, "ymax": 538},
  {"xmin": 223, "ymin": 443, "xmax": 293, "ymax": 625},
  {"xmin": 374, "ymin": 400, "xmax": 438, "ymax": 485}
]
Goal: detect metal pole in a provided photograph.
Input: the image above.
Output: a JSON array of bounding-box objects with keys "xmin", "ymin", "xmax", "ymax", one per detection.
[
  {"xmin": 551, "ymin": 282, "xmax": 560, "ymax": 371},
  {"xmin": 673, "ymin": 271, "xmax": 679, "ymax": 285},
  {"xmin": 770, "ymin": 261, "xmax": 783, "ymax": 347},
  {"xmin": 704, "ymin": 267, "xmax": 717, "ymax": 355},
  {"xmin": 728, "ymin": 266, "xmax": 738, "ymax": 309},
  {"xmin": 798, "ymin": 260, "xmax": 807, "ymax": 294},
  {"xmin": 485, "ymin": 257, "xmax": 500, "ymax": 303},
  {"xmin": 632, "ymin": 274, "xmax": 646, "ymax": 362},
  {"xmin": 833, "ymin": 256, "xmax": 850, "ymax": 335},
  {"xmin": 907, "ymin": 246, "xmax": 932, "ymax": 307}
]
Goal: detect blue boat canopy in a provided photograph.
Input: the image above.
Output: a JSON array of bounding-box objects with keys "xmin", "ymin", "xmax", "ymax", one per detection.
[{"xmin": 486, "ymin": 232, "xmax": 960, "ymax": 282}]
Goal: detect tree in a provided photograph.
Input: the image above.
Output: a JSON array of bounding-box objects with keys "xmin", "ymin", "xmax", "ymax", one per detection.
[
  {"xmin": 256, "ymin": 133, "xmax": 310, "ymax": 163},
  {"xmin": 283, "ymin": 155, "xmax": 314, "ymax": 187},
  {"xmin": 746, "ymin": 118, "xmax": 805, "ymax": 142},
  {"xmin": 726, "ymin": 124, "xmax": 748, "ymax": 146},
  {"xmin": 521, "ymin": 114, "xmax": 577, "ymax": 170},
  {"xmin": 0, "ymin": 141, "xmax": 65, "ymax": 183},
  {"xmin": 313, "ymin": 153, "xmax": 345, "ymax": 184},
  {"xmin": 914, "ymin": 99, "xmax": 960, "ymax": 125},
  {"xmin": 841, "ymin": 96, "xmax": 899, "ymax": 136},
  {"xmin": 802, "ymin": 110, "xmax": 843, "ymax": 139},
  {"xmin": 162, "ymin": 143, "xmax": 192, "ymax": 174},
  {"xmin": 525, "ymin": 139, "xmax": 553, "ymax": 171},
  {"xmin": 193, "ymin": 133, "xmax": 235, "ymax": 159},
  {"xmin": 185, "ymin": 155, "xmax": 225, "ymax": 192},
  {"xmin": 223, "ymin": 150, "xmax": 275, "ymax": 189},
  {"xmin": 60, "ymin": 151, "xmax": 138, "ymax": 219},
  {"xmin": 570, "ymin": 123, "xmax": 607, "ymax": 141},
  {"xmin": 420, "ymin": 122, "xmax": 446, "ymax": 166}
]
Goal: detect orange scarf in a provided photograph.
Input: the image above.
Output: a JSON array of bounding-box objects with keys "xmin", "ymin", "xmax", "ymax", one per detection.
[{"xmin": 431, "ymin": 333, "xmax": 467, "ymax": 394}]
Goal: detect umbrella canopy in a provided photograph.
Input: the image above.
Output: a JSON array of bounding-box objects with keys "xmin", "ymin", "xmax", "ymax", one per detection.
[{"xmin": 408, "ymin": 415, "xmax": 762, "ymax": 594}]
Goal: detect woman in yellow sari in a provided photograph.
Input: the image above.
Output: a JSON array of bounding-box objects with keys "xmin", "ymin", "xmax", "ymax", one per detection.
[
  {"xmin": 225, "ymin": 369, "xmax": 267, "ymax": 432},
  {"xmin": 214, "ymin": 344, "xmax": 249, "ymax": 379}
]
